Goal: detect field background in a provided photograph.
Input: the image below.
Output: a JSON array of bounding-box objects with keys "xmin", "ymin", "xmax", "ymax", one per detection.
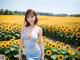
[{"xmin": 0, "ymin": 15, "xmax": 80, "ymax": 25}]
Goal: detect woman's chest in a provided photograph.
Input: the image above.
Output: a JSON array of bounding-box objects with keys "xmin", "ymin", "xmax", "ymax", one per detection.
[{"xmin": 22, "ymin": 27, "xmax": 39, "ymax": 41}]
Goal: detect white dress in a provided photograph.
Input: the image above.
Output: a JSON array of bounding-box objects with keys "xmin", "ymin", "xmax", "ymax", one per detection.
[{"xmin": 22, "ymin": 26, "xmax": 42, "ymax": 60}]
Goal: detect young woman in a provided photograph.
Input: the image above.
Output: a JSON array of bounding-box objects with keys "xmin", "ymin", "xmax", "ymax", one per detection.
[{"xmin": 19, "ymin": 9, "xmax": 44, "ymax": 60}]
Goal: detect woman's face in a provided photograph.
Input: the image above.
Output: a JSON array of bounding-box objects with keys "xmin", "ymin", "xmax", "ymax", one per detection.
[{"xmin": 27, "ymin": 13, "xmax": 36, "ymax": 25}]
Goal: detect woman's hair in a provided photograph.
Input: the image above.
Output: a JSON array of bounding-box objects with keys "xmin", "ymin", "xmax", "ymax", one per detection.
[{"xmin": 24, "ymin": 9, "xmax": 38, "ymax": 27}]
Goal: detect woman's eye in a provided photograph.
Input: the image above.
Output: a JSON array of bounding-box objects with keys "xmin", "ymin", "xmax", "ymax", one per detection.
[
  {"xmin": 27, "ymin": 16, "xmax": 35, "ymax": 19},
  {"xmin": 31, "ymin": 16, "xmax": 34, "ymax": 18}
]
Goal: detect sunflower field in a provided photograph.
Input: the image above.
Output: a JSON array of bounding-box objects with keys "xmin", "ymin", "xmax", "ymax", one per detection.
[
  {"xmin": 0, "ymin": 37, "xmax": 80, "ymax": 60},
  {"xmin": 0, "ymin": 22, "xmax": 80, "ymax": 60},
  {"xmin": 0, "ymin": 15, "xmax": 80, "ymax": 60},
  {"xmin": 39, "ymin": 24, "xmax": 80, "ymax": 47}
]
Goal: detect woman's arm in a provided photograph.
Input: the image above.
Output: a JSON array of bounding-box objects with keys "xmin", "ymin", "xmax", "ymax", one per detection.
[
  {"xmin": 38, "ymin": 27, "xmax": 44, "ymax": 60},
  {"xmin": 19, "ymin": 34, "xmax": 24, "ymax": 54},
  {"xmin": 19, "ymin": 28, "xmax": 24, "ymax": 53},
  {"xmin": 18, "ymin": 27, "xmax": 24, "ymax": 60}
]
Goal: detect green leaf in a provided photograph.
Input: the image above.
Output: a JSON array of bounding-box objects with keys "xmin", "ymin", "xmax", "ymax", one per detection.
[
  {"xmin": 51, "ymin": 48, "xmax": 58, "ymax": 52},
  {"xmin": 59, "ymin": 50, "xmax": 68, "ymax": 55},
  {"xmin": 10, "ymin": 47, "xmax": 15, "ymax": 51},
  {"xmin": 51, "ymin": 55, "xmax": 57, "ymax": 60},
  {"xmin": 5, "ymin": 48, "xmax": 10, "ymax": 54}
]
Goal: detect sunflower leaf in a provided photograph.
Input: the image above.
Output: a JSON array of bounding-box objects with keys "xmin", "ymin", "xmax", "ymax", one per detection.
[{"xmin": 51, "ymin": 55, "xmax": 57, "ymax": 60}]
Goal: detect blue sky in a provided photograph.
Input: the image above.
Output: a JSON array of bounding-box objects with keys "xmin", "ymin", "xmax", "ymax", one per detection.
[{"xmin": 0, "ymin": 0, "xmax": 80, "ymax": 14}]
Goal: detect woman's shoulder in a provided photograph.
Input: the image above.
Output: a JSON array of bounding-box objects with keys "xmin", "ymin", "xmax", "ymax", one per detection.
[
  {"xmin": 36, "ymin": 25, "xmax": 42, "ymax": 30},
  {"xmin": 21, "ymin": 26, "xmax": 26, "ymax": 33},
  {"xmin": 36, "ymin": 25, "xmax": 42, "ymax": 33}
]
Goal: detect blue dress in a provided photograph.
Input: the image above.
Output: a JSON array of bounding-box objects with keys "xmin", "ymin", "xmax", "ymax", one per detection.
[{"xmin": 22, "ymin": 26, "xmax": 42, "ymax": 60}]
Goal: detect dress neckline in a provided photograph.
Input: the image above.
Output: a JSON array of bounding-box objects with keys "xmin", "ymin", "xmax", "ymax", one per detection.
[
  {"xmin": 25, "ymin": 25, "xmax": 37, "ymax": 40},
  {"xmin": 25, "ymin": 25, "xmax": 37, "ymax": 33}
]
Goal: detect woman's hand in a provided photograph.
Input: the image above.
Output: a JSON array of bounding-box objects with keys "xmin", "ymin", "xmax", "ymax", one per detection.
[
  {"xmin": 41, "ymin": 54, "xmax": 45, "ymax": 60},
  {"xmin": 41, "ymin": 56, "xmax": 44, "ymax": 60},
  {"xmin": 18, "ymin": 54, "xmax": 22, "ymax": 60}
]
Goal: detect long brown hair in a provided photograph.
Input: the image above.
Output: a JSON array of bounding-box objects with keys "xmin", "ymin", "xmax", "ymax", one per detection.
[{"xmin": 24, "ymin": 9, "xmax": 38, "ymax": 27}]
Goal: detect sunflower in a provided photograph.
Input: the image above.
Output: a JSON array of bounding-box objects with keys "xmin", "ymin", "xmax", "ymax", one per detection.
[
  {"xmin": 73, "ymin": 27, "xmax": 78, "ymax": 32},
  {"xmin": 47, "ymin": 42, "xmax": 53, "ymax": 48},
  {"xmin": 18, "ymin": 25, "xmax": 22, "ymax": 30},
  {"xmin": 57, "ymin": 55, "xmax": 64, "ymax": 60},
  {"xmin": 11, "ymin": 39, "xmax": 15, "ymax": 42},
  {"xmin": 0, "ymin": 42, "xmax": 5, "ymax": 48},
  {"xmin": 52, "ymin": 43, "xmax": 56, "ymax": 48},
  {"xmin": 16, "ymin": 24, "xmax": 21, "ymax": 31},
  {"xmin": 14, "ymin": 27, "xmax": 18, "ymax": 31},
  {"xmin": 55, "ymin": 41, "xmax": 60, "ymax": 45},
  {"xmin": 8, "ymin": 24, "xmax": 12, "ymax": 31},
  {"xmin": 59, "ymin": 25, "xmax": 64, "ymax": 29},
  {"xmin": 13, "ymin": 23, "xmax": 17, "ymax": 26},
  {"xmin": 62, "ymin": 28, "xmax": 66, "ymax": 32},
  {"xmin": 48, "ymin": 25, "xmax": 52, "ymax": 32},
  {"xmin": 46, "ymin": 49, "xmax": 52, "ymax": 56},
  {"xmin": 58, "ymin": 25, "xmax": 63, "ymax": 31},
  {"xmin": 60, "ymin": 42, "xmax": 64, "ymax": 46},
  {"xmin": 58, "ymin": 26, "xmax": 62, "ymax": 30},
  {"xmin": 4, "ymin": 27, "xmax": 10, "ymax": 32},
  {"xmin": 77, "ymin": 47, "xmax": 80, "ymax": 51},
  {"xmin": 43, "ymin": 36, "xmax": 46, "ymax": 39},
  {"xmin": 45, "ymin": 40, "xmax": 49, "ymax": 44},
  {"xmin": 8, "ymin": 41, "xmax": 13, "ymax": 46},
  {"xmin": 4, "ymin": 24, "xmax": 12, "ymax": 32},
  {"xmin": 56, "ymin": 44, "xmax": 61, "ymax": 50},
  {"xmin": 14, "ymin": 40, "xmax": 19, "ymax": 45},
  {"xmin": 65, "ymin": 45, "xmax": 71, "ymax": 50},
  {"xmin": 12, "ymin": 25, "xmax": 18, "ymax": 32},
  {"xmin": 76, "ymin": 32, "xmax": 80, "ymax": 38},
  {"xmin": 2, "ymin": 41, "xmax": 8, "ymax": 48},
  {"xmin": 0, "ymin": 24, "xmax": 3, "ymax": 32},
  {"xmin": 5, "ymin": 42, "xmax": 10, "ymax": 48},
  {"xmin": 66, "ymin": 27, "xmax": 73, "ymax": 33},
  {"xmin": 3, "ymin": 24, "xmax": 8, "ymax": 29},
  {"xmin": 67, "ymin": 49, "xmax": 75, "ymax": 55},
  {"xmin": 59, "ymin": 28, "xmax": 63, "ymax": 32}
]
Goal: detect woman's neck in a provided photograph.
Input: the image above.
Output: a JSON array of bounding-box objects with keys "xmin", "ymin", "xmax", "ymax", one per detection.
[{"xmin": 30, "ymin": 24, "xmax": 36, "ymax": 28}]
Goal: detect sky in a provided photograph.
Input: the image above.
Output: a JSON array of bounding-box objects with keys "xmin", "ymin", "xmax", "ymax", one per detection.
[{"xmin": 0, "ymin": 0, "xmax": 80, "ymax": 15}]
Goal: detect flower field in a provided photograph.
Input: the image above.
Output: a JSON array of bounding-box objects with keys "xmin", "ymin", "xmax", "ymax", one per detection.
[
  {"xmin": 39, "ymin": 23, "xmax": 80, "ymax": 47},
  {"xmin": 0, "ymin": 37, "xmax": 80, "ymax": 60},
  {"xmin": 0, "ymin": 15, "xmax": 80, "ymax": 60}
]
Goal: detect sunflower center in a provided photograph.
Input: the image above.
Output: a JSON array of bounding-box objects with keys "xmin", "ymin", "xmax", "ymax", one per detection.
[{"xmin": 59, "ymin": 56, "xmax": 62, "ymax": 59}]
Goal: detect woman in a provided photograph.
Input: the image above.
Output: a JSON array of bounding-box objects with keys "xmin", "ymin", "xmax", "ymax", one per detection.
[{"xmin": 19, "ymin": 9, "xmax": 44, "ymax": 60}]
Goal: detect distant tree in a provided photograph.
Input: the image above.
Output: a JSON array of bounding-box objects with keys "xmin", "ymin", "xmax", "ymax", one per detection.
[
  {"xmin": 0, "ymin": 9, "xmax": 80, "ymax": 17},
  {"xmin": 0, "ymin": 9, "xmax": 4, "ymax": 15},
  {"xmin": 70, "ymin": 14, "xmax": 80, "ymax": 17},
  {"xmin": 4, "ymin": 10, "xmax": 9, "ymax": 15},
  {"xmin": 14, "ymin": 11, "xmax": 18, "ymax": 13}
]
